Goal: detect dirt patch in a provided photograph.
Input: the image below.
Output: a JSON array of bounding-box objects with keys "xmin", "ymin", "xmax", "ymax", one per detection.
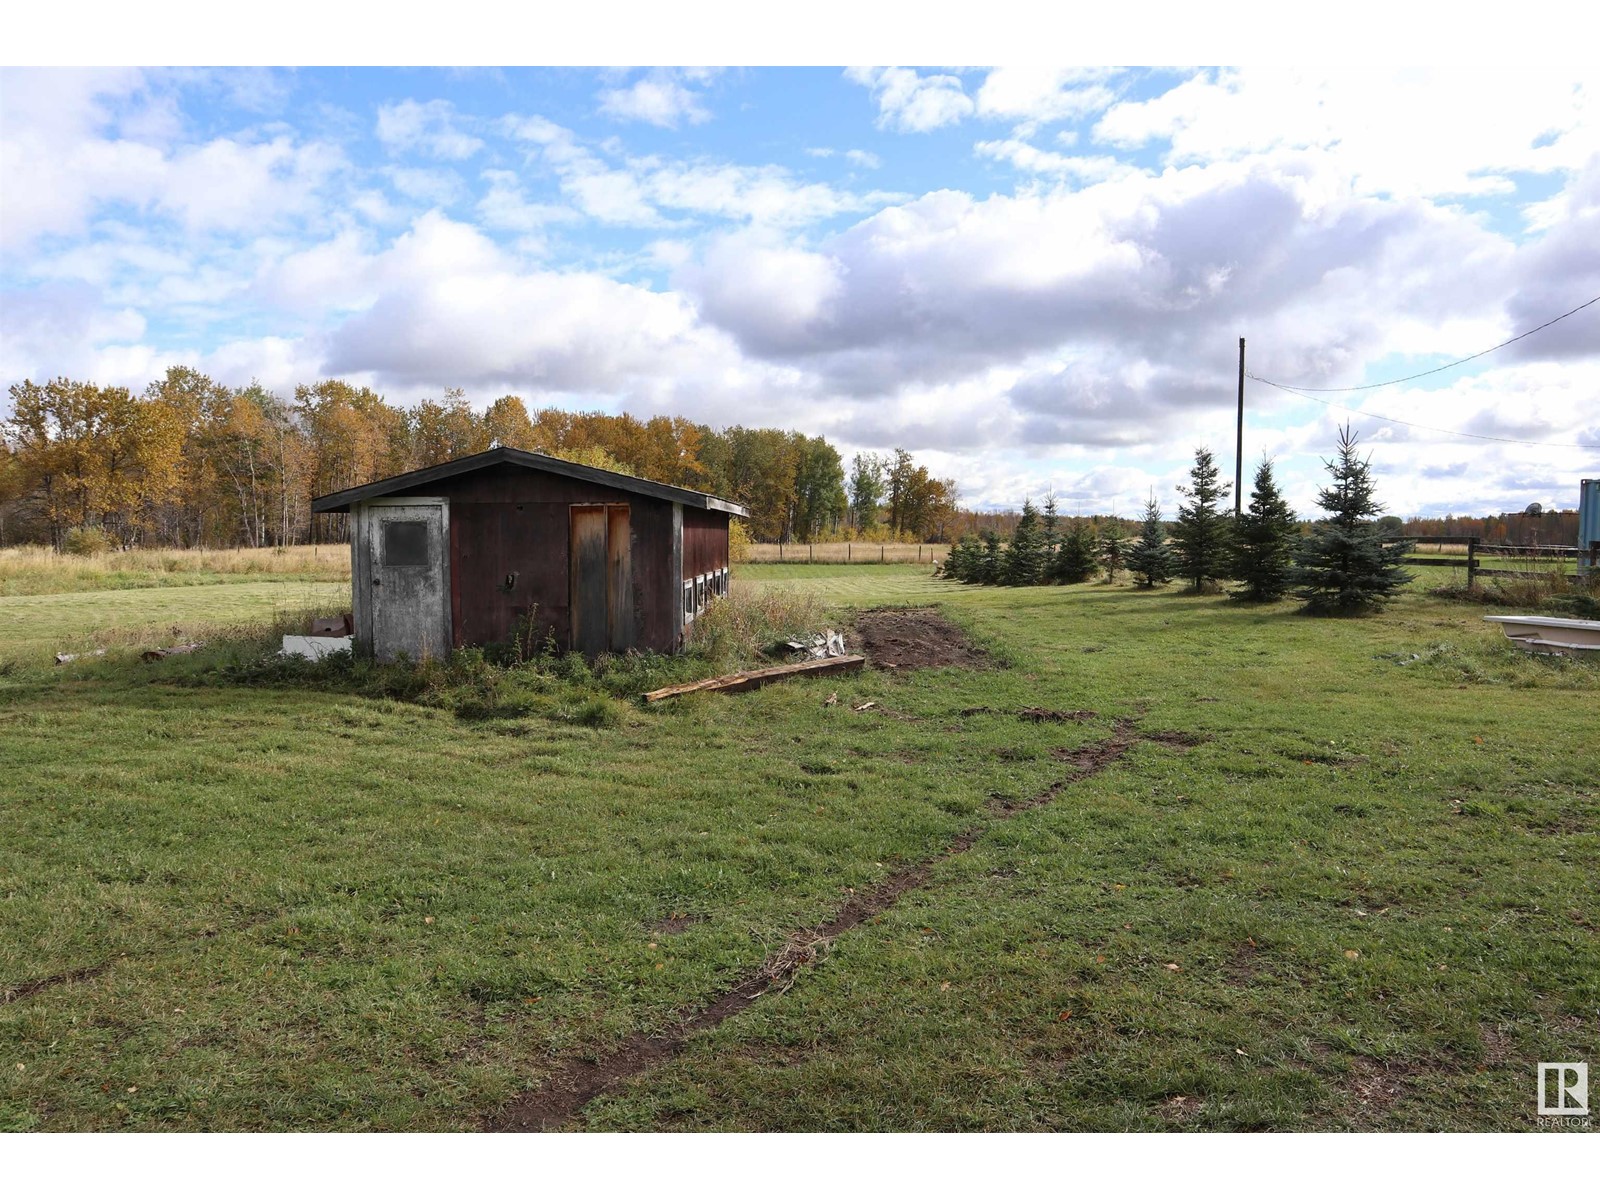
[
  {"xmin": 1223, "ymin": 940, "xmax": 1262, "ymax": 986},
  {"xmin": 1160, "ymin": 1094, "xmax": 1203, "ymax": 1119},
  {"xmin": 2, "ymin": 961, "xmax": 112, "ymax": 1005},
  {"xmin": 1344, "ymin": 1055, "xmax": 1408, "ymax": 1117},
  {"xmin": 1050, "ymin": 722, "xmax": 1142, "ymax": 777},
  {"xmin": 854, "ymin": 609, "xmax": 991, "ymax": 671},
  {"xmin": 1017, "ymin": 708, "xmax": 1097, "ymax": 723},
  {"xmin": 1479, "ymin": 1024, "xmax": 1515, "ymax": 1065},
  {"xmin": 1143, "ymin": 729, "xmax": 1211, "ymax": 749},
  {"xmin": 484, "ymin": 716, "xmax": 1179, "ymax": 1132},
  {"xmin": 648, "ymin": 912, "xmax": 706, "ymax": 936}
]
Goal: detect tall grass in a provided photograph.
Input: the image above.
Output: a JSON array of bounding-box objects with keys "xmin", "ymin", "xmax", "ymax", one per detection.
[
  {"xmin": 685, "ymin": 581, "xmax": 828, "ymax": 666},
  {"xmin": 0, "ymin": 544, "xmax": 350, "ymax": 596}
]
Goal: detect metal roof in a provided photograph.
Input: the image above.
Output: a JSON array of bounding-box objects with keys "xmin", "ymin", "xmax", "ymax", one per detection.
[{"xmin": 310, "ymin": 446, "xmax": 750, "ymax": 517}]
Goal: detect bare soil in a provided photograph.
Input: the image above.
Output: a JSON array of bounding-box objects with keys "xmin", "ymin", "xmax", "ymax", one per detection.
[{"xmin": 853, "ymin": 608, "xmax": 991, "ymax": 671}]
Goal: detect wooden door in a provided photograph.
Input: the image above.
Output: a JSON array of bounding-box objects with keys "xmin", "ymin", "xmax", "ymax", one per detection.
[
  {"xmin": 360, "ymin": 500, "xmax": 450, "ymax": 663},
  {"xmin": 569, "ymin": 504, "xmax": 632, "ymax": 655}
]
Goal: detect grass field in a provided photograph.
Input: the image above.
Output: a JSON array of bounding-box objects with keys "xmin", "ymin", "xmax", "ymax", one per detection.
[{"xmin": 2, "ymin": 560, "xmax": 1597, "ymax": 1131}]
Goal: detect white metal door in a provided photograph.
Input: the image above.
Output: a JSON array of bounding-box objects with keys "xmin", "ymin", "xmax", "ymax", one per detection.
[{"xmin": 361, "ymin": 500, "xmax": 450, "ymax": 662}]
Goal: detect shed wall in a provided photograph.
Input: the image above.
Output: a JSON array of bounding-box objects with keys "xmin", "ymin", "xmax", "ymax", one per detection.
[{"xmin": 381, "ymin": 461, "xmax": 683, "ymax": 653}]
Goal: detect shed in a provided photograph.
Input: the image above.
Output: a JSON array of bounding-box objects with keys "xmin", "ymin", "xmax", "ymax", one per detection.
[{"xmin": 311, "ymin": 448, "xmax": 749, "ymax": 661}]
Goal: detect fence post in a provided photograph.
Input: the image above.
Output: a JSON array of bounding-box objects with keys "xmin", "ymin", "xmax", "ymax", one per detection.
[
  {"xmin": 779, "ymin": 542, "xmax": 784, "ymax": 562},
  {"xmin": 847, "ymin": 542, "xmax": 852, "ymax": 563},
  {"xmin": 918, "ymin": 545, "xmax": 922, "ymax": 562},
  {"xmin": 809, "ymin": 542, "xmax": 813, "ymax": 563},
  {"xmin": 880, "ymin": 545, "xmax": 885, "ymax": 563},
  {"xmin": 1467, "ymin": 537, "xmax": 1479, "ymax": 589}
]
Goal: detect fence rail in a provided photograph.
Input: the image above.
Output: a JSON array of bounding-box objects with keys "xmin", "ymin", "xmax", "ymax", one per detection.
[
  {"xmin": 745, "ymin": 541, "xmax": 944, "ymax": 565},
  {"xmin": 1390, "ymin": 536, "xmax": 1600, "ymax": 587}
]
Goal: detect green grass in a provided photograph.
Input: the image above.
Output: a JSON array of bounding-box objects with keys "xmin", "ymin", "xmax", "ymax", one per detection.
[
  {"xmin": 0, "ymin": 581, "xmax": 350, "ymax": 665},
  {"xmin": 2, "ymin": 560, "xmax": 1596, "ymax": 1131}
]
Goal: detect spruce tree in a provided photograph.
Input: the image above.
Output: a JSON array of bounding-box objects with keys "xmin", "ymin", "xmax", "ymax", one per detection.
[
  {"xmin": 1129, "ymin": 496, "xmax": 1175, "ymax": 588},
  {"xmin": 1041, "ymin": 491, "xmax": 1060, "ymax": 562},
  {"xmin": 1290, "ymin": 425, "xmax": 1414, "ymax": 614},
  {"xmin": 977, "ymin": 530, "xmax": 1002, "ymax": 585},
  {"xmin": 941, "ymin": 535, "xmax": 980, "ymax": 582},
  {"xmin": 1172, "ymin": 445, "xmax": 1232, "ymax": 592},
  {"xmin": 1100, "ymin": 516, "xmax": 1131, "ymax": 583},
  {"xmin": 1054, "ymin": 518, "xmax": 1098, "ymax": 583},
  {"xmin": 1229, "ymin": 459, "xmax": 1299, "ymax": 602},
  {"xmin": 1002, "ymin": 499, "xmax": 1048, "ymax": 585}
]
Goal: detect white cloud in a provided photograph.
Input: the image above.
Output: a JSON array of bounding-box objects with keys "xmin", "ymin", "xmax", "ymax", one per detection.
[
  {"xmin": 846, "ymin": 149, "xmax": 882, "ymax": 169},
  {"xmin": 475, "ymin": 169, "xmax": 574, "ymax": 233},
  {"xmin": 1094, "ymin": 68, "xmax": 1600, "ymax": 201},
  {"xmin": 846, "ymin": 67, "xmax": 975, "ymax": 133},
  {"xmin": 375, "ymin": 99, "xmax": 483, "ymax": 160},
  {"xmin": 597, "ymin": 71, "xmax": 712, "ymax": 128},
  {"xmin": 504, "ymin": 115, "xmax": 896, "ymax": 228},
  {"xmin": 387, "ymin": 166, "xmax": 465, "ymax": 206},
  {"xmin": 974, "ymin": 67, "xmax": 1119, "ymax": 129},
  {"xmin": 974, "ymin": 139, "xmax": 1135, "ymax": 183}
]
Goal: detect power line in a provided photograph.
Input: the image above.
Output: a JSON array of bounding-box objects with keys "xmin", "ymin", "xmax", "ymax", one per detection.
[
  {"xmin": 1246, "ymin": 372, "xmax": 1600, "ymax": 450},
  {"xmin": 1250, "ymin": 292, "xmax": 1600, "ymax": 393},
  {"xmin": 1240, "ymin": 291, "xmax": 1600, "ymax": 450}
]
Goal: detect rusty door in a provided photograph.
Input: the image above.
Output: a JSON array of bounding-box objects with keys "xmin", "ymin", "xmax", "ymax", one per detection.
[
  {"xmin": 570, "ymin": 504, "xmax": 632, "ymax": 654},
  {"xmin": 359, "ymin": 499, "xmax": 450, "ymax": 662}
]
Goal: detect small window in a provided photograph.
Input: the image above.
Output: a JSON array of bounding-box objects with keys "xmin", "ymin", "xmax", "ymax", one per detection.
[
  {"xmin": 382, "ymin": 520, "xmax": 429, "ymax": 566},
  {"xmin": 696, "ymin": 575, "xmax": 707, "ymax": 613},
  {"xmin": 683, "ymin": 580, "xmax": 696, "ymax": 624}
]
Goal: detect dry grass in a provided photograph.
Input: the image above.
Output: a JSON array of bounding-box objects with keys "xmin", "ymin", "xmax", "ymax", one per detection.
[
  {"xmin": 745, "ymin": 542, "xmax": 945, "ymax": 565},
  {"xmin": 0, "ymin": 544, "xmax": 350, "ymax": 596},
  {"xmin": 684, "ymin": 581, "xmax": 829, "ymax": 666}
]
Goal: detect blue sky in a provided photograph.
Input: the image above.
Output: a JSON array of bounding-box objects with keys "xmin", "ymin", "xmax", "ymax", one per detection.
[{"xmin": 2, "ymin": 63, "xmax": 1597, "ymax": 517}]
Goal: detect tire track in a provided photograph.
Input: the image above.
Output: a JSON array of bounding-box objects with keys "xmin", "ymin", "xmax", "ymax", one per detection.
[{"xmin": 487, "ymin": 717, "xmax": 1157, "ymax": 1132}]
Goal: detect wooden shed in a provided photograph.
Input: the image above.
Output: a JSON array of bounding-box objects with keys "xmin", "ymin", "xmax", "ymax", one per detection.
[{"xmin": 310, "ymin": 448, "xmax": 749, "ymax": 661}]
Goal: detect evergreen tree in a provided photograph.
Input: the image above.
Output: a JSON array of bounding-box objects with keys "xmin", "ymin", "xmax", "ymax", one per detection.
[
  {"xmin": 1229, "ymin": 459, "xmax": 1299, "ymax": 602},
  {"xmin": 940, "ymin": 534, "xmax": 980, "ymax": 582},
  {"xmin": 1053, "ymin": 518, "xmax": 1098, "ymax": 583},
  {"xmin": 978, "ymin": 529, "xmax": 1002, "ymax": 584},
  {"xmin": 1290, "ymin": 425, "xmax": 1414, "ymax": 613},
  {"xmin": 1100, "ymin": 516, "xmax": 1131, "ymax": 583},
  {"xmin": 1172, "ymin": 445, "xmax": 1232, "ymax": 592},
  {"xmin": 1041, "ymin": 491, "xmax": 1060, "ymax": 561},
  {"xmin": 1129, "ymin": 496, "xmax": 1175, "ymax": 588},
  {"xmin": 1002, "ymin": 498, "xmax": 1049, "ymax": 585}
]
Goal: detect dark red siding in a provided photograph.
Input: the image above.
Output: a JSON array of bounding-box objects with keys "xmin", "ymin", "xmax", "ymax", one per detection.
[
  {"xmin": 683, "ymin": 506, "xmax": 730, "ymax": 578},
  {"xmin": 383, "ymin": 462, "xmax": 688, "ymax": 653}
]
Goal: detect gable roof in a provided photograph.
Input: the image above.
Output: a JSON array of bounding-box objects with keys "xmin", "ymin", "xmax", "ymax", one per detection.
[{"xmin": 310, "ymin": 446, "xmax": 750, "ymax": 517}]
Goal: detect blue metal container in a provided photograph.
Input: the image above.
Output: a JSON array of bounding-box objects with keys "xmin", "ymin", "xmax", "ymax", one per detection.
[{"xmin": 1581, "ymin": 479, "xmax": 1600, "ymax": 574}]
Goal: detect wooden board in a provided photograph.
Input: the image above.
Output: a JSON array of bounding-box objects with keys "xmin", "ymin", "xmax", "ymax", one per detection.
[
  {"xmin": 569, "ymin": 505, "xmax": 609, "ymax": 656},
  {"xmin": 608, "ymin": 505, "xmax": 634, "ymax": 652},
  {"xmin": 641, "ymin": 655, "xmax": 866, "ymax": 703}
]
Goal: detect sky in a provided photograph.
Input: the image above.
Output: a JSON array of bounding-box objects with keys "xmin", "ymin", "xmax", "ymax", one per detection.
[{"xmin": 2, "ymin": 58, "xmax": 1598, "ymax": 518}]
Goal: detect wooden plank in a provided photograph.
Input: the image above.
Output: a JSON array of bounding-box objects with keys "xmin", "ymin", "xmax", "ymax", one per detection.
[
  {"xmin": 1475, "ymin": 567, "xmax": 1579, "ymax": 580},
  {"xmin": 641, "ymin": 655, "xmax": 866, "ymax": 703},
  {"xmin": 608, "ymin": 505, "xmax": 634, "ymax": 652},
  {"xmin": 1404, "ymin": 556, "xmax": 1478, "ymax": 568},
  {"xmin": 570, "ymin": 506, "xmax": 609, "ymax": 655}
]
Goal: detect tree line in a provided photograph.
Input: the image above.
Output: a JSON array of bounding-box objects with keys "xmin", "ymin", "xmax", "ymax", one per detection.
[
  {"xmin": 0, "ymin": 370, "xmax": 958, "ymax": 551},
  {"xmin": 941, "ymin": 428, "xmax": 1415, "ymax": 615}
]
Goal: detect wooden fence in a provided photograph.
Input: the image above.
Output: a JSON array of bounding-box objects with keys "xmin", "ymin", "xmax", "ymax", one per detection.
[
  {"xmin": 1396, "ymin": 536, "xmax": 1600, "ymax": 588},
  {"xmin": 745, "ymin": 542, "xmax": 944, "ymax": 565}
]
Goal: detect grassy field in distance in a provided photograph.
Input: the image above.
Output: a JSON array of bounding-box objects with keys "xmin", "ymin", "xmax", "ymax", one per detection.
[{"xmin": 2, "ymin": 556, "xmax": 1596, "ymax": 1131}]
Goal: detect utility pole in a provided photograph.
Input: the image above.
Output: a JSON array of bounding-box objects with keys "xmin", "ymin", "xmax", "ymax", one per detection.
[{"xmin": 1234, "ymin": 337, "xmax": 1245, "ymax": 517}]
